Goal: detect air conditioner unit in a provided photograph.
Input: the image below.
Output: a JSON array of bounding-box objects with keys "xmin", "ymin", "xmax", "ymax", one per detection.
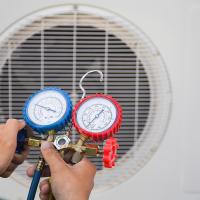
[{"xmin": 0, "ymin": 1, "xmax": 198, "ymax": 200}]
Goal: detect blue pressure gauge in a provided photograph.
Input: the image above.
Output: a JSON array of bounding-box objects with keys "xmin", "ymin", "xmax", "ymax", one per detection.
[{"xmin": 23, "ymin": 87, "xmax": 72, "ymax": 134}]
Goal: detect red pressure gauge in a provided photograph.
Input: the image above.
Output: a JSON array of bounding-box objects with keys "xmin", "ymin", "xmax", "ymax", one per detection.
[{"xmin": 72, "ymin": 94, "xmax": 122, "ymax": 141}]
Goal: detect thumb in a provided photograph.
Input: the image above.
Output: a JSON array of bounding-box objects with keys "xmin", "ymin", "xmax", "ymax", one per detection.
[
  {"xmin": 41, "ymin": 141, "xmax": 69, "ymax": 174},
  {"xmin": 4, "ymin": 119, "xmax": 26, "ymax": 140}
]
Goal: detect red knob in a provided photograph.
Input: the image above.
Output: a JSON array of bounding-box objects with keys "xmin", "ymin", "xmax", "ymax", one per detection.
[{"xmin": 103, "ymin": 137, "xmax": 119, "ymax": 168}]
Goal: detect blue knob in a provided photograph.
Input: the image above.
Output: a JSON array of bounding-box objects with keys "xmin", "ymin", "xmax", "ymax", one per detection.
[{"xmin": 16, "ymin": 128, "xmax": 27, "ymax": 154}]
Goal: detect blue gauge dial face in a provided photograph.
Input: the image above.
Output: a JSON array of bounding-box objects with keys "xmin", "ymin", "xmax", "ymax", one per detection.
[
  {"xmin": 77, "ymin": 97, "xmax": 117, "ymax": 133},
  {"xmin": 27, "ymin": 90, "xmax": 67, "ymax": 126},
  {"xmin": 34, "ymin": 97, "xmax": 63, "ymax": 123}
]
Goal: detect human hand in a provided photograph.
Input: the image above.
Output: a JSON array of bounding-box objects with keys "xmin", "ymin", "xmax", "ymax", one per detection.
[
  {"xmin": 27, "ymin": 141, "xmax": 96, "ymax": 200},
  {"xmin": 0, "ymin": 119, "xmax": 28, "ymax": 177}
]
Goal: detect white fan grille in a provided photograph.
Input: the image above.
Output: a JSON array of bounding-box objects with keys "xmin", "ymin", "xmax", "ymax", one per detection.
[{"xmin": 0, "ymin": 5, "xmax": 172, "ymax": 192}]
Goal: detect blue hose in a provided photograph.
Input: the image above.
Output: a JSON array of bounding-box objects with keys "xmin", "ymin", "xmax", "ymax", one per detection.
[{"xmin": 27, "ymin": 169, "xmax": 42, "ymax": 200}]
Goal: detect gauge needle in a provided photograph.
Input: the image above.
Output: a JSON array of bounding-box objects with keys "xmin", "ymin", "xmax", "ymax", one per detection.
[
  {"xmin": 35, "ymin": 104, "xmax": 56, "ymax": 113},
  {"xmin": 86, "ymin": 109, "xmax": 104, "ymax": 128}
]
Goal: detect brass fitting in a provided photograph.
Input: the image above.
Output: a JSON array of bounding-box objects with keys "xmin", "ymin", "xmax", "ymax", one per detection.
[
  {"xmin": 47, "ymin": 130, "xmax": 56, "ymax": 142},
  {"xmin": 74, "ymin": 134, "xmax": 89, "ymax": 152},
  {"xmin": 26, "ymin": 138, "xmax": 41, "ymax": 147},
  {"xmin": 83, "ymin": 144, "xmax": 100, "ymax": 156},
  {"xmin": 36, "ymin": 158, "xmax": 45, "ymax": 171}
]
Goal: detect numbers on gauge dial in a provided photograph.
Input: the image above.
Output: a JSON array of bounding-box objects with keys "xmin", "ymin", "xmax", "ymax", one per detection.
[
  {"xmin": 77, "ymin": 97, "xmax": 117, "ymax": 133},
  {"xmin": 27, "ymin": 90, "xmax": 67, "ymax": 126},
  {"xmin": 82, "ymin": 104, "xmax": 112, "ymax": 131},
  {"xmin": 34, "ymin": 97, "xmax": 62, "ymax": 122}
]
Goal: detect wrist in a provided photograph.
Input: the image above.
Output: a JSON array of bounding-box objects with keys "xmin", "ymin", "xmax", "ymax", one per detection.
[
  {"xmin": 55, "ymin": 191, "xmax": 89, "ymax": 200},
  {"xmin": 69, "ymin": 193, "xmax": 89, "ymax": 200}
]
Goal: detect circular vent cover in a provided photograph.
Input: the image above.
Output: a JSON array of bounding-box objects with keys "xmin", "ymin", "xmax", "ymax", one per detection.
[{"xmin": 0, "ymin": 5, "xmax": 172, "ymax": 192}]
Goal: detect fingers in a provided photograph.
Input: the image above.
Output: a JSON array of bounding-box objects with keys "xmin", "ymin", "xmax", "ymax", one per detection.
[
  {"xmin": 1, "ymin": 146, "xmax": 28, "ymax": 177},
  {"xmin": 39, "ymin": 179, "xmax": 51, "ymax": 200},
  {"xmin": 0, "ymin": 124, "xmax": 5, "ymax": 129},
  {"xmin": 6, "ymin": 162, "xmax": 18, "ymax": 172},
  {"xmin": 1, "ymin": 170, "xmax": 12, "ymax": 178},
  {"xmin": 17, "ymin": 120, "xmax": 26, "ymax": 130},
  {"xmin": 73, "ymin": 158, "xmax": 96, "ymax": 178},
  {"xmin": 39, "ymin": 194, "xmax": 48, "ymax": 200},
  {"xmin": 39, "ymin": 193, "xmax": 49, "ymax": 200},
  {"xmin": 0, "ymin": 119, "xmax": 26, "ymax": 150},
  {"xmin": 40, "ymin": 179, "xmax": 50, "ymax": 195},
  {"xmin": 1, "ymin": 163, "xmax": 18, "ymax": 178},
  {"xmin": 12, "ymin": 146, "xmax": 29, "ymax": 165},
  {"xmin": 0, "ymin": 119, "xmax": 28, "ymax": 178},
  {"xmin": 4, "ymin": 119, "xmax": 26, "ymax": 140},
  {"xmin": 26, "ymin": 165, "xmax": 35, "ymax": 177},
  {"xmin": 41, "ymin": 141, "xmax": 69, "ymax": 174},
  {"xmin": 12, "ymin": 154, "xmax": 26, "ymax": 165}
]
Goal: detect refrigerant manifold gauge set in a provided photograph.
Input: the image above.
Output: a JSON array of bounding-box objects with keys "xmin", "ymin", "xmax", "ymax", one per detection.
[{"xmin": 16, "ymin": 70, "xmax": 122, "ymax": 200}]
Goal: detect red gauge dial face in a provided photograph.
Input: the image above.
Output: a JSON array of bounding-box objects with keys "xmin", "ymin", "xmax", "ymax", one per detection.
[{"xmin": 72, "ymin": 94, "xmax": 122, "ymax": 141}]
